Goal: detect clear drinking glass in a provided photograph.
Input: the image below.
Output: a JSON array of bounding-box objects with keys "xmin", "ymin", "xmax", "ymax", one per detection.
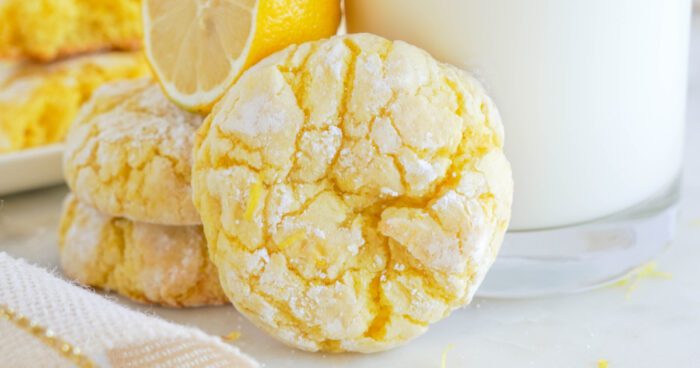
[{"xmin": 346, "ymin": 0, "xmax": 692, "ymax": 297}]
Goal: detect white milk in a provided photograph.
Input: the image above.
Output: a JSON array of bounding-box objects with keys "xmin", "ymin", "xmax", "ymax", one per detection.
[{"xmin": 347, "ymin": 0, "xmax": 691, "ymax": 230}]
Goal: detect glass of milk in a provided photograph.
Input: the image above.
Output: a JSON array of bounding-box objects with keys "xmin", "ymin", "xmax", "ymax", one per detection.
[{"xmin": 347, "ymin": 0, "xmax": 692, "ymax": 296}]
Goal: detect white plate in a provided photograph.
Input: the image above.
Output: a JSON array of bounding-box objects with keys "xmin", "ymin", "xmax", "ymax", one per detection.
[{"xmin": 0, "ymin": 144, "xmax": 64, "ymax": 196}]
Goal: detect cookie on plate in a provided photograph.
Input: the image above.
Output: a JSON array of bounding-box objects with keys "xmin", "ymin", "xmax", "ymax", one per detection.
[
  {"xmin": 63, "ymin": 78, "xmax": 203, "ymax": 225},
  {"xmin": 0, "ymin": 52, "xmax": 149, "ymax": 153},
  {"xmin": 0, "ymin": 0, "xmax": 142, "ymax": 61},
  {"xmin": 58, "ymin": 194, "xmax": 226, "ymax": 307},
  {"xmin": 193, "ymin": 33, "xmax": 513, "ymax": 352}
]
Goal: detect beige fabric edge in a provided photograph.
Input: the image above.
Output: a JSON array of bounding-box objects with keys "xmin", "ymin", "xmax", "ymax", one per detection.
[{"xmin": 0, "ymin": 252, "xmax": 259, "ymax": 368}]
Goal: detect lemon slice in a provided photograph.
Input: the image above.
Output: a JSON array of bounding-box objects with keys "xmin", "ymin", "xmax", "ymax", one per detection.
[{"xmin": 143, "ymin": 0, "xmax": 341, "ymax": 112}]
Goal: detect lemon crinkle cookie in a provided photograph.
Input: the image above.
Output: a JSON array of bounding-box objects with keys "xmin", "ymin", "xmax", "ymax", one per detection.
[
  {"xmin": 0, "ymin": 0, "xmax": 142, "ymax": 61},
  {"xmin": 193, "ymin": 33, "xmax": 513, "ymax": 352},
  {"xmin": 59, "ymin": 194, "xmax": 226, "ymax": 307},
  {"xmin": 63, "ymin": 78, "xmax": 203, "ymax": 225},
  {"xmin": 0, "ymin": 52, "xmax": 149, "ymax": 153}
]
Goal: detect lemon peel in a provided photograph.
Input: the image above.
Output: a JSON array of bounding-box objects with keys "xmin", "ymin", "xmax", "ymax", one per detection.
[
  {"xmin": 223, "ymin": 331, "xmax": 242, "ymax": 342},
  {"xmin": 245, "ymin": 179, "xmax": 264, "ymax": 221},
  {"xmin": 612, "ymin": 261, "xmax": 672, "ymax": 299},
  {"xmin": 441, "ymin": 343, "xmax": 455, "ymax": 368},
  {"xmin": 277, "ymin": 230, "xmax": 306, "ymax": 250},
  {"xmin": 143, "ymin": 0, "xmax": 341, "ymax": 112}
]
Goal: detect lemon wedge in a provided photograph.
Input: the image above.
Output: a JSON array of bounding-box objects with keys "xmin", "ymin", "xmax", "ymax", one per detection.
[{"xmin": 143, "ymin": 0, "xmax": 340, "ymax": 112}]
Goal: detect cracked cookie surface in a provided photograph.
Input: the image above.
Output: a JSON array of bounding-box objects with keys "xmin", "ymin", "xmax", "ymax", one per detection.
[
  {"xmin": 193, "ymin": 33, "xmax": 513, "ymax": 352},
  {"xmin": 0, "ymin": 52, "xmax": 149, "ymax": 153},
  {"xmin": 58, "ymin": 194, "xmax": 226, "ymax": 307},
  {"xmin": 64, "ymin": 78, "xmax": 203, "ymax": 225}
]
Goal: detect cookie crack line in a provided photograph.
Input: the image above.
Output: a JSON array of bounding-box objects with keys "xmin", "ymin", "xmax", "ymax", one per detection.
[
  {"xmin": 336, "ymin": 38, "xmax": 400, "ymax": 337},
  {"xmin": 283, "ymin": 42, "xmax": 321, "ymax": 183},
  {"xmin": 193, "ymin": 34, "xmax": 512, "ymax": 353},
  {"xmin": 64, "ymin": 79, "xmax": 202, "ymax": 225}
]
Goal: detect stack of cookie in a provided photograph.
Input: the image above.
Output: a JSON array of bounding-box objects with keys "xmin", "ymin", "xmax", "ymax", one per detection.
[
  {"xmin": 59, "ymin": 78, "xmax": 227, "ymax": 307},
  {"xmin": 0, "ymin": 0, "xmax": 148, "ymax": 153}
]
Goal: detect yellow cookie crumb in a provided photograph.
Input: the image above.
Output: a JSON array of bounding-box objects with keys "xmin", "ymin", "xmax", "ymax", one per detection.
[
  {"xmin": 0, "ymin": 0, "xmax": 142, "ymax": 61},
  {"xmin": 598, "ymin": 359, "xmax": 609, "ymax": 368},
  {"xmin": 193, "ymin": 34, "xmax": 513, "ymax": 352},
  {"xmin": 63, "ymin": 78, "xmax": 203, "ymax": 225},
  {"xmin": 0, "ymin": 52, "xmax": 149, "ymax": 153},
  {"xmin": 223, "ymin": 331, "xmax": 242, "ymax": 342},
  {"xmin": 58, "ymin": 194, "xmax": 226, "ymax": 307}
]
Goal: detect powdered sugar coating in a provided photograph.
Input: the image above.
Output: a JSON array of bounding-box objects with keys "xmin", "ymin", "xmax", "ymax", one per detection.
[
  {"xmin": 58, "ymin": 194, "xmax": 226, "ymax": 307},
  {"xmin": 63, "ymin": 78, "xmax": 203, "ymax": 225},
  {"xmin": 193, "ymin": 34, "xmax": 513, "ymax": 352}
]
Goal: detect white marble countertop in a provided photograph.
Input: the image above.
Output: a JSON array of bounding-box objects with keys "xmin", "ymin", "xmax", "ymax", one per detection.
[{"xmin": 3, "ymin": 16, "xmax": 700, "ymax": 368}]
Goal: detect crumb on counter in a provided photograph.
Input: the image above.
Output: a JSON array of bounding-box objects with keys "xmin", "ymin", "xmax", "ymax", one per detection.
[
  {"xmin": 441, "ymin": 343, "xmax": 455, "ymax": 368},
  {"xmin": 611, "ymin": 261, "xmax": 672, "ymax": 299},
  {"xmin": 223, "ymin": 331, "xmax": 242, "ymax": 342}
]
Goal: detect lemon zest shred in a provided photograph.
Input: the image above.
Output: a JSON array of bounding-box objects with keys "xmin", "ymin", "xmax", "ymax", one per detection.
[
  {"xmin": 441, "ymin": 344, "xmax": 455, "ymax": 368},
  {"xmin": 598, "ymin": 359, "xmax": 609, "ymax": 368},
  {"xmin": 277, "ymin": 230, "xmax": 306, "ymax": 250},
  {"xmin": 244, "ymin": 180, "xmax": 263, "ymax": 221},
  {"xmin": 610, "ymin": 261, "xmax": 672, "ymax": 299},
  {"xmin": 222, "ymin": 331, "xmax": 241, "ymax": 341},
  {"xmin": 636, "ymin": 262, "xmax": 672, "ymax": 280}
]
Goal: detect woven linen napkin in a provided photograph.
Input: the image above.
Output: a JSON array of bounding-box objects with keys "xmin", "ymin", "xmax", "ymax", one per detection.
[{"xmin": 0, "ymin": 252, "xmax": 259, "ymax": 368}]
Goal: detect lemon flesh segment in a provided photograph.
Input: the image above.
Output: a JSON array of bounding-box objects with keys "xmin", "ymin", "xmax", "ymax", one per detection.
[
  {"xmin": 144, "ymin": 0, "xmax": 255, "ymax": 111},
  {"xmin": 144, "ymin": 0, "xmax": 341, "ymax": 112}
]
